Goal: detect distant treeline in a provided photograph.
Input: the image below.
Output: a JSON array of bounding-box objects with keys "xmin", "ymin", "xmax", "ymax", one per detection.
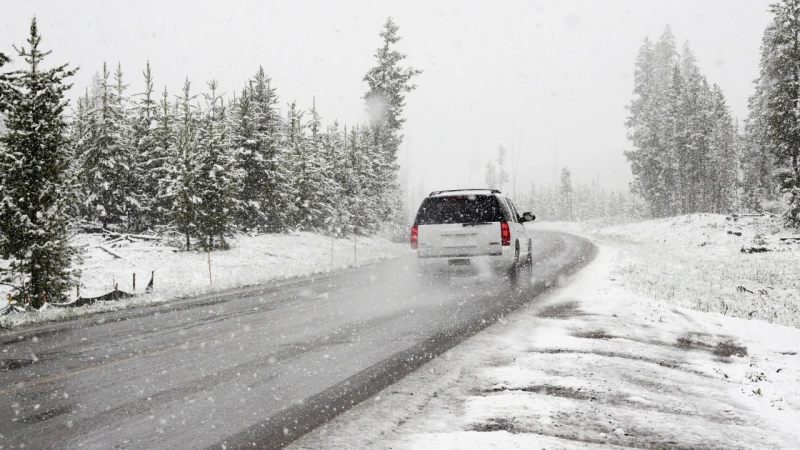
[
  {"xmin": 521, "ymin": 168, "xmax": 644, "ymax": 222},
  {"xmin": 627, "ymin": 1, "xmax": 800, "ymax": 228},
  {"xmin": 625, "ymin": 26, "xmax": 739, "ymax": 219}
]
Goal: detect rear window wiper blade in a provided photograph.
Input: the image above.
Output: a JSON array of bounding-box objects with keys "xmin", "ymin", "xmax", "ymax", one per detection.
[{"xmin": 463, "ymin": 222, "xmax": 492, "ymax": 227}]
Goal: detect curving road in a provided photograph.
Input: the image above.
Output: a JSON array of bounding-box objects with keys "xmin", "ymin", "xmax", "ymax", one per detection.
[{"xmin": 0, "ymin": 230, "xmax": 595, "ymax": 449}]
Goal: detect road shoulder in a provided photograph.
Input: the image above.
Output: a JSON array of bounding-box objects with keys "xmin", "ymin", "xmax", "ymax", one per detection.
[{"xmin": 290, "ymin": 243, "xmax": 800, "ymax": 449}]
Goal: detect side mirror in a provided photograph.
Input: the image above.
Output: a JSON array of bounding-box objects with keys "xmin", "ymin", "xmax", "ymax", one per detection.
[{"xmin": 521, "ymin": 212, "xmax": 536, "ymax": 222}]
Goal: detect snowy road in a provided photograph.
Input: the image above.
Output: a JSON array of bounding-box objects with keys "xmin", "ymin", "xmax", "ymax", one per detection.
[{"xmin": 0, "ymin": 230, "xmax": 594, "ymax": 449}]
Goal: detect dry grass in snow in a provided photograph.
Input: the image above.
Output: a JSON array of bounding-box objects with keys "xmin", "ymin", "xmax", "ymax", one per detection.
[{"xmin": 541, "ymin": 214, "xmax": 800, "ymax": 328}]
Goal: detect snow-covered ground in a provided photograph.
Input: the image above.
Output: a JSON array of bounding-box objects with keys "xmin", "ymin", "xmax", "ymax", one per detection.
[
  {"xmin": 291, "ymin": 216, "xmax": 800, "ymax": 449},
  {"xmin": 1, "ymin": 232, "xmax": 407, "ymax": 329},
  {"xmin": 562, "ymin": 214, "xmax": 800, "ymax": 328}
]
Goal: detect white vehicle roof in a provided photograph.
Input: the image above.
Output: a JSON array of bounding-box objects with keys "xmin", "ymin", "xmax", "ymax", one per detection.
[{"xmin": 427, "ymin": 189, "xmax": 504, "ymax": 198}]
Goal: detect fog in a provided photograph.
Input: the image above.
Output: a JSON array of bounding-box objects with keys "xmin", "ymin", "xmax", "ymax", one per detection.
[{"xmin": 2, "ymin": 0, "xmax": 772, "ymax": 205}]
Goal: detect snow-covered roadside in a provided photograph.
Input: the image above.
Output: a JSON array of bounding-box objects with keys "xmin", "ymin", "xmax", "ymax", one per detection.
[
  {"xmin": 543, "ymin": 214, "xmax": 800, "ymax": 328},
  {"xmin": 1, "ymin": 232, "xmax": 407, "ymax": 329},
  {"xmin": 290, "ymin": 244, "xmax": 800, "ymax": 449}
]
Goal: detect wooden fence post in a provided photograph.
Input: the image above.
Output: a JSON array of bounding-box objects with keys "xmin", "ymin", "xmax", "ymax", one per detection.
[{"xmin": 207, "ymin": 248, "xmax": 213, "ymax": 288}]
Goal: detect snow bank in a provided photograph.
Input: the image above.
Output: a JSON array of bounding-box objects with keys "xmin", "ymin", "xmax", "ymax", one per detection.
[
  {"xmin": 291, "ymin": 245, "xmax": 800, "ymax": 449},
  {"xmin": 1, "ymin": 232, "xmax": 408, "ymax": 329}
]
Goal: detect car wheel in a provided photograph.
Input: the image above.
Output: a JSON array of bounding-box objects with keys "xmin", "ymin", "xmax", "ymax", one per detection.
[
  {"xmin": 525, "ymin": 240, "xmax": 533, "ymax": 266},
  {"xmin": 507, "ymin": 242, "xmax": 521, "ymax": 284}
]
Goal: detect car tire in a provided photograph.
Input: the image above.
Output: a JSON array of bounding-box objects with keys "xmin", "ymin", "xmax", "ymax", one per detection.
[
  {"xmin": 507, "ymin": 241, "xmax": 521, "ymax": 284},
  {"xmin": 525, "ymin": 240, "xmax": 533, "ymax": 267}
]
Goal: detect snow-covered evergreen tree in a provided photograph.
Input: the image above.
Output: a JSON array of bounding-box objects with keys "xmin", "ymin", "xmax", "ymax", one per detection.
[
  {"xmin": 625, "ymin": 36, "xmax": 663, "ymax": 216},
  {"xmin": 68, "ymin": 89, "xmax": 92, "ymax": 220},
  {"xmin": 193, "ymin": 81, "xmax": 240, "ymax": 249},
  {"xmin": 150, "ymin": 86, "xmax": 176, "ymax": 228},
  {"xmin": 131, "ymin": 61, "xmax": 159, "ymax": 230},
  {"xmin": 163, "ymin": 79, "xmax": 199, "ymax": 249},
  {"xmin": 0, "ymin": 50, "xmax": 10, "ymax": 112},
  {"xmin": 303, "ymin": 99, "xmax": 337, "ymax": 229},
  {"xmin": 0, "ymin": 18, "xmax": 78, "ymax": 305},
  {"xmin": 363, "ymin": 17, "xmax": 421, "ymax": 166},
  {"xmin": 558, "ymin": 167, "xmax": 574, "ymax": 221},
  {"xmin": 322, "ymin": 122, "xmax": 349, "ymax": 236},
  {"xmin": 753, "ymin": 0, "xmax": 800, "ymax": 226},
  {"xmin": 707, "ymin": 85, "xmax": 737, "ymax": 213},
  {"xmin": 496, "ymin": 146, "xmax": 510, "ymax": 192},
  {"xmin": 284, "ymin": 101, "xmax": 311, "ymax": 228},
  {"xmin": 741, "ymin": 76, "xmax": 778, "ymax": 212},
  {"xmin": 234, "ymin": 68, "xmax": 287, "ymax": 232},
  {"xmin": 484, "ymin": 161, "xmax": 497, "ymax": 189},
  {"xmin": 81, "ymin": 62, "xmax": 137, "ymax": 229},
  {"xmin": 363, "ymin": 18, "xmax": 420, "ymax": 229},
  {"xmin": 626, "ymin": 27, "xmax": 739, "ymax": 218}
]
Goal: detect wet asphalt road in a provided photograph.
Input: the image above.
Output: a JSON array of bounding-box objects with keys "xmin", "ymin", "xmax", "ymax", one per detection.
[{"xmin": 0, "ymin": 230, "xmax": 595, "ymax": 449}]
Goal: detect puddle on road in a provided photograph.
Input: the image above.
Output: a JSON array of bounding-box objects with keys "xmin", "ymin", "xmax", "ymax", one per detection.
[
  {"xmin": 573, "ymin": 329, "xmax": 615, "ymax": 340},
  {"xmin": 0, "ymin": 358, "xmax": 34, "ymax": 371},
  {"xmin": 713, "ymin": 341, "xmax": 747, "ymax": 358},
  {"xmin": 675, "ymin": 332, "xmax": 747, "ymax": 358},
  {"xmin": 536, "ymin": 301, "xmax": 586, "ymax": 319}
]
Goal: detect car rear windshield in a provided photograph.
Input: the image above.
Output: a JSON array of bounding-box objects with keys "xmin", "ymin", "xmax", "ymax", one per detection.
[{"xmin": 414, "ymin": 195, "xmax": 505, "ymax": 225}]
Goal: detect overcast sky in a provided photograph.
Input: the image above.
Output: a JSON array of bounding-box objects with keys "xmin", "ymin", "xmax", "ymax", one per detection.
[{"xmin": 2, "ymin": 0, "xmax": 774, "ymax": 204}]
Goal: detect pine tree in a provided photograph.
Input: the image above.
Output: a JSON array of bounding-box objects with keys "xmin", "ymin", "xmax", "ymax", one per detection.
[
  {"xmin": 663, "ymin": 63, "xmax": 685, "ymax": 216},
  {"xmin": 0, "ymin": 51, "xmax": 10, "ymax": 112},
  {"xmin": 164, "ymin": 79, "xmax": 199, "ymax": 249},
  {"xmin": 707, "ymin": 85, "xmax": 737, "ymax": 213},
  {"xmin": 363, "ymin": 17, "xmax": 421, "ymax": 166},
  {"xmin": 496, "ymin": 145, "xmax": 510, "ymax": 192},
  {"xmin": 304, "ymin": 99, "xmax": 337, "ymax": 230},
  {"xmin": 235, "ymin": 68, "xmax": 286, "ymax": 232},
  {"xmin": 151, "ymin": 86, "xmax": 176, "ymax": 227},
  {"xmin": 321, "ymin": 122, "xmax": 348, "ymax": 236},
  {"xmin": 559, "ymin": 167, "xmax": 574, "ymax": 221},
  {"xmin": 363, "ymin": 18, "xmax": 420, "ymax": 230},
  {"xmin": 741, "ymin": 76, "xmax": 778, "ymax": 211},
  {"xmin": 0, "ymin": 18, "xmax": 78, "ymax": 305},
  {"xmin": 131, "ymin": 61, "xmax": 159, "ymax": 230},
  {"xmin": 755, "ymin": 0, "xmax": 800, "ymax": 226},
  {"xmin": 81, "ymin": 62, "xmax": 136, "ymax": 229},
  {"xmin": 625, "ymin": 36, "xmax": 663, "ymax": 216},
  {"xmin": 284, "ymin": 101, "xmax": 310, "ymax": 228},
  {"xmin": 69, "ymin": 89, "xmax": 92, "ymax": 220},
  {"xmin": 340, "ymin": 125, "xmax": 362, "ymax": 236},
  {"xmin": 680, "ymin": 43, "xmax": 710, "ymax": 213},
  {"xmin": 194, "ymin": 81, "xmax": 240, "ymax": 249},
  {"xmin": 484, "ymin": 160, "xmax": 497, "ymax": 189},
  {"xmin": 627, "ymin": 28, "xmax": 738, "ymax": 218}
]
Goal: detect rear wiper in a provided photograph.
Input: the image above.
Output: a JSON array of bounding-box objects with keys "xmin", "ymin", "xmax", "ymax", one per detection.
[{"xmin": 463, "ymin": 222, "xmax": 491, "ymax": 227}]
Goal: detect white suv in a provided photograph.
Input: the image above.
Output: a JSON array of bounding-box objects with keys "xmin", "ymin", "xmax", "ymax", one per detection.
[{"xmin": 410, "ymin": 189, "xmax": 535, "ymax": 281}]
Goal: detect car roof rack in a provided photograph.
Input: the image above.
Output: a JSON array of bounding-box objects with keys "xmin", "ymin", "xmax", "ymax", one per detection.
[{"xmin": 428, "ymin": 188, "xmax": 502, "ymax": 196}]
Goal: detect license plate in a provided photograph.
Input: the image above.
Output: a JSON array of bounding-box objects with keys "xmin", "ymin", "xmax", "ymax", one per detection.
[{"xmin": 449, "ymin": 259, "xmax": 470, "ymax": 266}]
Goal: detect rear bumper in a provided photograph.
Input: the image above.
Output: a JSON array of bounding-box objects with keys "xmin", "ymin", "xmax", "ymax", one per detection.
[{"xmin": 415, "ymin": 251, "xmax": 513, "ymax": 275}]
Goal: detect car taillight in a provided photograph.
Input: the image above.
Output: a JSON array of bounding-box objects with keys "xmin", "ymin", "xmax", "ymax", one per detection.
[
  {"xmin": 501, "ymin": 221, "xmax": 511, "ymax": 246},
  {"xmin": 410, "ymin": 225, "xmax": 418, "ymax": 249}
]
